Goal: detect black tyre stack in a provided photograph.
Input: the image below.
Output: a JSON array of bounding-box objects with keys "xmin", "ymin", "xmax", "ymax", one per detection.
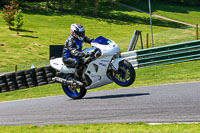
[
  {"xmin": 24, "ymin": 69, "xmax": 38, "ymax": 88},
  {"xmin": 6, "ymin": 73, "xmax": 19, "ymax": 91},
  {"xmin": 15, "ymin": 71, "xmax": 28, "ymax": 89},
  {"xmin": 0, "ymin": 75, "xmax": 9, "ymax": 92},
  {"xmin": 35, "ymin": 67, "xmax": 48, "ymax": 86},
  {"xmin": 44, "ymin": 66, "xmax": 56, "ymax": 84},
  {"xmin": 0, "ymin": 65, "xmax": 57, "ymax": 93},
  {"xmin": 56, "ymin": 70, "xmax": 64, "ymax": 78}
]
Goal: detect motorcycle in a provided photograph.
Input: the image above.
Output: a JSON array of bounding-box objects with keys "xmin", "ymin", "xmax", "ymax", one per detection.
[{"xmin": 50, "ymin": 36, "xmax": 136, "ymax": 99}]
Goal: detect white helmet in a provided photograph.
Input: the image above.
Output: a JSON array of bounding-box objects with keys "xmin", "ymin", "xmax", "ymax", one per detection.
[{"xmin": 70, "ymin": 24, "xmax": 85, "ymax": 41}]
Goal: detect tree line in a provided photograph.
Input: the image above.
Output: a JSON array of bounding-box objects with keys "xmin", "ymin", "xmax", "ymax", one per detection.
[
  {"xmin": 153, "ymin": 0, "xmax": 200, "ymax": 6},
  {"xmin": 1, "ymin": 0, "xmax": 200, "ymax": 8},
  {"xmin": 123, "ymin": 0, "xmax": 200, "ymax": 6},
  {"xmin": 45, "ymin": 0, "xmax": 116, "ymax": 15},
  {"xmin": 0, "ymin": 0, "xmax": 116, "ymax": 32},
  {"xmin": 1, "ymin": 0, "xmax": 116, "ymax": 15}
]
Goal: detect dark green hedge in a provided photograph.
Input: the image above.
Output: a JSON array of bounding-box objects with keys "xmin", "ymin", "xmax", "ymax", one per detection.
[{"xmin": 118, "ymin": 0, "xmax": 200, "ymax": 6}]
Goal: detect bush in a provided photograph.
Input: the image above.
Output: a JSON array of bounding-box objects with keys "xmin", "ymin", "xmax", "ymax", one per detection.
[
  {"xmin": 15, "ymin": 9, "xmax": 23, "ymax": 35},
  {"xmin": 2, "ymin": 0, "xmax": 18, "ymax": 29},
  {"xmin": 118, "ymin": 0, "xmax": 200, "ymax": 6}
]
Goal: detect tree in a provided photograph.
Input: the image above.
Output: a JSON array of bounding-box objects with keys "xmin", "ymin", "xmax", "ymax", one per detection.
[
  {"xmin": 71, "ymin": 0, "xmax": 76, "ymax": 11},
  {"xmin": 46, "ymin": 0, "xmax": 50, "ymax": 8},
  {"xmin": 50, "ymin": 0, "xmax": 56, "ymax": 9},
  {"xmin": 46, "ymin": 0, "xmax": 56, "ymax": 10},
  {"xmin": 2, "ymin": 0, "xmax": 19, "ymax": 29},
  {"xmin": 60, "ymin": 0, "xmax": 64, "ymax": 10},
  {"xmin": 109, "ymin": 0, "xmax": 115, "ymax": 3},
  {"xmin": 14, "ymin": 9, "xmax": 23, "ymax": 35},
  {"xmin": 94, "ymin": 0, "xmax": 99, "ymax": 15}
]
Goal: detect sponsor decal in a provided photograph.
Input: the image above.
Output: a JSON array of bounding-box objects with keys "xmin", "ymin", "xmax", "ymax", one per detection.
[
  {"xmin": 101, "ymin": 60, "xmax": 109, "ymax": 62},
  {"xmin": 53, "ymin": 63, "xmax": 59, "ymax": 65},
  {"xmin": 99, "ymin": 63, "xmax": 106, "ymax": 67}
]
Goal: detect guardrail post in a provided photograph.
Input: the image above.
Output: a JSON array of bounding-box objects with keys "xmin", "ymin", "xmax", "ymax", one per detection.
[
  {"xmin": 15, "ymin": 65, "xmax": 17, "ymax": 72},
  {"xmin": 146, "ymin": 33, "xmax": 149, "ymax": 48},
  {"xmin": 140, "ymin": 32, "xmax": 144, "ymax": 49},
  {"xmin": 196, "ymin": 24, "xmax": 199, "ymax": 40}
]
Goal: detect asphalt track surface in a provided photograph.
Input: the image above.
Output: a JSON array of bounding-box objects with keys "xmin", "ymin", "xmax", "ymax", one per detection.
[{"xmin": 0, "ymin": 82, "xmax": 200, "ymax": 126}]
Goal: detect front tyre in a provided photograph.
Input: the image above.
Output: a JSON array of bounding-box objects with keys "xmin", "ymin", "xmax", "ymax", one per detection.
[
  {"xmin": 62, "ymin": 74, "xmax": 87, "ymax": 99},
  {"xmin": 111, "ymin": 60, "xmax": 136, "ymax": 87}
]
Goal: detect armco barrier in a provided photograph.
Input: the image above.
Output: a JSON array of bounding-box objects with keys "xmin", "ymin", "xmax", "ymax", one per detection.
[
  {"xmin": 122, "ymin": 40, "xmax": 200, "ymax": 68},
  {"xmin": 1, "ymin": 40, "xmax": 200, "ymax": 93}
]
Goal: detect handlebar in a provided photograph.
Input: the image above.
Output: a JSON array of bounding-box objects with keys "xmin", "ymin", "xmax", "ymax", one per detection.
[{"xmin": 85, "ymin": 48, "xmax": 101, "ymax": 64}]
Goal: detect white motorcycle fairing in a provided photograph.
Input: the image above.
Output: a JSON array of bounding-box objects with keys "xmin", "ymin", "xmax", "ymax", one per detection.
[
  {"xmin": 83, "ymin": 36, "xmax": 123, "ymax": 89},
  {"xmin": 50, "ymin": 36, "xmax": 124, "ymax": 89},
  {"xmin": 50, "ymin": 58, "xmax": 76, "ymax": 73}
]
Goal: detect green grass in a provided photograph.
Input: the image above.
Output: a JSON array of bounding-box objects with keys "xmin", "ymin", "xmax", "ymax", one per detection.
[
  {"xmin": 1, "ymin": 2, "xmax": 200, "ymax": 131},
  {"xmin": 119, "ymin": 0, "xmax": 200, "ymax": 25},
  {"xmin": 0, "ymin": 11, "xmax": 196, "ymax": 72},
  {"xmin": 0, "ymin": 1, "xmax": 199, "ymax": 101},
  {"xmin": 0, "ymin": 84, "xmax": 62, "ymax": 102},
  {"xmin": 0, "ymin": 12, "xmax": 163, "ymax": 71},
  {"xmin": 0, "ymin": 1, "xmax": 192, "ymax": 72},
  {"xmin": 1, "ymin": 123, "xmax": 200, "ymax": 133},
  {"xmin": 1, "ymin": 60, "xmax": 200, "ymax": 102}
]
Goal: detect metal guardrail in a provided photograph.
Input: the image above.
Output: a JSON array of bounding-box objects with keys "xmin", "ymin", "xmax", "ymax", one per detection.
[
  {"xmin": 121, "ymin": 51, "xmax": 138, "ymax": 69},
  {"xmin": 122, "ymin": 40, "xmax": 200, "ymax": 68}
]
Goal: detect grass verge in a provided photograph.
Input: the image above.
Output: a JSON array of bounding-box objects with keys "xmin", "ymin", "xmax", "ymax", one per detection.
[
  {"xmin": 0, "ymin": 1, "xmax": 199, "ymax": 101},
  {"xmin": 0, "ymin": 123, "xmax": 200, "ymax": 133},
  {"xmin": 118, "ymin": 0, "xmax": 200, "ymax": 25},
  {"xmin": 0, "ymin": 1, "xmax": 200, "ymax": 131},
  {"xmin": 0, "ymin": 60, "xmax": 200, "ymax": 102},
  {"xmin": 0, "ymin": 1, "xmax": 190, "ymax": 72}
]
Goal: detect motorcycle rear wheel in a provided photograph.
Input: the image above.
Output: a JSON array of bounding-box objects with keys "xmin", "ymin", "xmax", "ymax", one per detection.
[
  {"xmin": 111, "ymin": 60, "xmax": 136, "ymax": 87},
  {"xmin": 62, "ymin": 74, "xmax": 87, "ymax": 99}
]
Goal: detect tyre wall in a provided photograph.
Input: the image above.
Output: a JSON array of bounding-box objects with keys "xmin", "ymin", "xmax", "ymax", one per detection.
[{"xmin": 0, "ymin": 65, "xmax": 58, "ymax": 93}]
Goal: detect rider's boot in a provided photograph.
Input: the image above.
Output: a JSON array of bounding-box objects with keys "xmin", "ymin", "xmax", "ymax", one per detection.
[{"xmin": 74, "ymin": 64, "xmax": 88, "ymax": 86}]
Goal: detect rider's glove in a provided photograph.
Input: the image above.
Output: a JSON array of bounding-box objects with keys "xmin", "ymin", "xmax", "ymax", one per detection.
[
  {"xmin": 79, "ymin": 52, "xmax": 88, "ymax": 57},
  {"xmin": 84, "ymin": 52, "xmax": 92, "ymax": 58},
  {"xmin": 89, "ymin": 38, "xmax": 94, "ymax": 43},
  {"xmin": 84, "ymin": 48, "xmax": 97, "ymax": 58}
]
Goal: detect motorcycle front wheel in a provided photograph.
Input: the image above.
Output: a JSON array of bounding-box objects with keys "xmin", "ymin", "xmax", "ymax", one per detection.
[
  {"xmin": 111, "ymin": 60, "xmax": 136, "ymax": 87},
  {"xmin": 62, "ymin": 74, "xmax": 87, "ymax": 99}
]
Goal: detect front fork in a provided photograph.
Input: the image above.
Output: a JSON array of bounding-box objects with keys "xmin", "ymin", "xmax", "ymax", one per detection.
[{"xmin": 108, "ymin": 60, "xmax": 127, "ymax": 80}]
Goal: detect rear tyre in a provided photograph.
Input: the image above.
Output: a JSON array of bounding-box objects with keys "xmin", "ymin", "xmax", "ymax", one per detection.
[
  {"xmin": 111, "ymin": 60, "xmax": 135, "ymax": 87},
  {"xmin": 62, "ymin": 74, "xmax": 87, "ymax": 99}
]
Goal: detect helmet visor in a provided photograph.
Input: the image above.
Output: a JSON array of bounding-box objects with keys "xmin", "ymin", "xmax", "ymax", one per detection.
[{"xmin": 75, "ymin": 30, "xmax": 85, "ymax": 38}]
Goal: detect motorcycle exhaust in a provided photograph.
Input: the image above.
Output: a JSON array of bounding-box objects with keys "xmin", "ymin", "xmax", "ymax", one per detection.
[{"xmin": 52, "ymin": 77, "xmax": 84, "ymax": 87}]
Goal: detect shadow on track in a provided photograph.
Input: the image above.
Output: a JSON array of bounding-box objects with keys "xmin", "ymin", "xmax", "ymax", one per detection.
[{"xmin": 84, "ymin": 93, "xmax": 150, "ymax": 100}]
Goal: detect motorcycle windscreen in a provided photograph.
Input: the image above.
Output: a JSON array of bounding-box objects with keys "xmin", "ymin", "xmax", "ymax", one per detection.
[{"xmin": 92, "ymin": 36, "xmax": 112, "ymax": 45}]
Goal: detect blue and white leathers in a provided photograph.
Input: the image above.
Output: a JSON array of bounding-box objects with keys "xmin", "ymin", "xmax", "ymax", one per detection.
[{"xmin": 63, "ymin": 35, "xmax": 83, "ymax": 59}]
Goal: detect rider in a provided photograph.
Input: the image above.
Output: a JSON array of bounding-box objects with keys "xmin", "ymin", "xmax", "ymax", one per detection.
[{"xmin": 62, "ymin": 24, "xmax": 95, "ymax": 81}]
